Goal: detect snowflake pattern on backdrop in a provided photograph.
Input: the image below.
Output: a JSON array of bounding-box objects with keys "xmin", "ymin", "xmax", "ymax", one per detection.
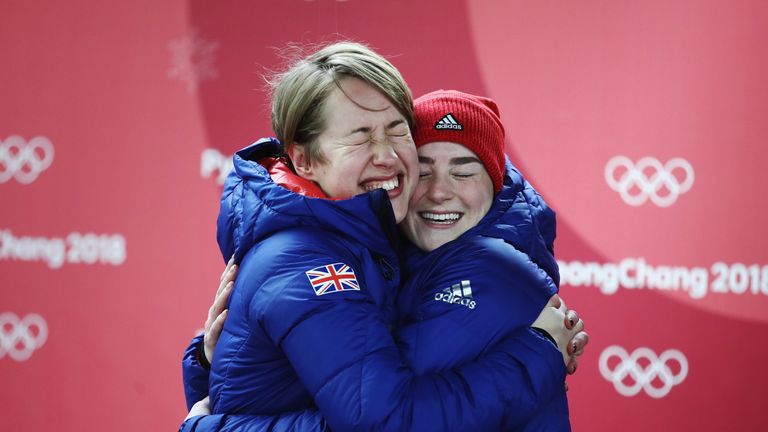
[{"xmin": 167, "ymin": 29, "xmax": 219, "ymax": 93}]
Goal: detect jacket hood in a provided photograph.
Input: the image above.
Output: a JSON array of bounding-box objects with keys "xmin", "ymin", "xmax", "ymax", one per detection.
[
  {"xmin": 464, "ymin": 158, "xmax": 560, "ymax": 285},
  {"xmin": 217, "ymin": 138, "xmax": 398, "ymax": 264}
]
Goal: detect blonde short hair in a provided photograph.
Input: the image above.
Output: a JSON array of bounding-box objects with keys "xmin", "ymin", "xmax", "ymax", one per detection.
[{"xmin": 269, "ymin": 41, "xmax": 413, "ymax": 164}]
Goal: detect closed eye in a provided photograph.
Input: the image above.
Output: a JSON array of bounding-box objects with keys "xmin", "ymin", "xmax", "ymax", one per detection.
[
  {"xmin": 386, "ymin": 120, "xmax": 410, "ymax": 137},
  {"xmin": 387, "ymin": 127, "xmax": 411, "ymax": 138},
  {"xmin": 388, "ymin": 131, "xmax": 410, "ymax": 138}
]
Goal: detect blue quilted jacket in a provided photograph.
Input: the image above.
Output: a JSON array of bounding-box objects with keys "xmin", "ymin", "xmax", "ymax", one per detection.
[{"xmin": 181, "ymin": 139, "xmax": 566, "ymax": 431}]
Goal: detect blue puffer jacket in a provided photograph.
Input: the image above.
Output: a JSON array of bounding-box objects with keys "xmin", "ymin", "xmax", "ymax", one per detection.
[{"xmin": 181, "ymin": 139, "xmax": 566, "ymax": 431}]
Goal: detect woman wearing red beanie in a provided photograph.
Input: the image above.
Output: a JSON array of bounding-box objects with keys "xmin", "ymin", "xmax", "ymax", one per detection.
[{"xmin": 399, "ymin": 89, "xmax": 585, "ymax": 429}]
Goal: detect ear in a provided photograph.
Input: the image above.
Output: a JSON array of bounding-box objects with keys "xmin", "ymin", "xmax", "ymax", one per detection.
[{"xmin": 287, "ymin": 143, "xmax": 316, "ymax": 180}]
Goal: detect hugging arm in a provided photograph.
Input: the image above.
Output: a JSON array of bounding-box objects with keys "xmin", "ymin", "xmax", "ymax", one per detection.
[
  {"xmin": 181, "ymin": 329, "xmax": 565, "ymax": 432},
  {"xmin": 180, "ymin": 409, "xmax": 327, "ymax": 432},
  {"xmin": 393, "ymin": 240, "xmax": 579, "ymax": 429},
  {"xmin": 182, "ymin": 246, "xmax": 584, "ymax": 431},
  {"xmin": 270, "ymin": 304, "xmax": 565, "ymax": 432},
  {"xmin": 258, "ymin": 238, "xmax": 581, "ymax": 432}
]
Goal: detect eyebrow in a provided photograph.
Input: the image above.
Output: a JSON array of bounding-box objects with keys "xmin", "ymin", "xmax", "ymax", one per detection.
[
  {"xmin": 348, "ymin": 119, "xmax": 406, "ymax": 136},
  {"xmin": 418, "ymin": 156, "xmax": 483, "ymax": 166}
]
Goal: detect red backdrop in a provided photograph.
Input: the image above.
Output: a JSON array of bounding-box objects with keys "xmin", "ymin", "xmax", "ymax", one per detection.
[{"xmin": 2, "ymin": 0, "xmax": 767, "ymax": 430}]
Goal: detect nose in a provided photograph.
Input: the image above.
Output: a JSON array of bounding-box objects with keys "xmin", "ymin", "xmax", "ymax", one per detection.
[
  {"xmin": 371, "ymin": 140, "xmax": 398, "ymax": 167},
  {"xmin": 425, "ymin": 174, "xmax": 454, "ymax": 203}
]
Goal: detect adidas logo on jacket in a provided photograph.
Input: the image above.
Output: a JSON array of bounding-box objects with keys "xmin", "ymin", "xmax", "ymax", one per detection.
[{"xmin": 433, "ymin": 280, "xmax": 476, "ymax": 309}]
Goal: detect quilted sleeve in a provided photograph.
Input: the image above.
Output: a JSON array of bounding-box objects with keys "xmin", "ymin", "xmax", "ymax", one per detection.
[{"xmin": 182, "ymin": 334, "xmax": 210, "ymax": 411}]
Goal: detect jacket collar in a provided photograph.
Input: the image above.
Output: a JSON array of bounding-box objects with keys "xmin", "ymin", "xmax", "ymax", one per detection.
[{"xmin": 218, "ymin": 138, "xmax": 400, "ymax": 263}]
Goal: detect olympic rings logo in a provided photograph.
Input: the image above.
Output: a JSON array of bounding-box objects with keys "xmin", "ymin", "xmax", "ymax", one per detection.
[
  {"xmin": 0, "ymin": 135, "xmax": 55, "ymax": 184},
  {"xmin": 599, "ymin": 345, "xmax": 688, "ymax": 398},
  {"xmin": 604, "ymin": 156, "xmax": 694, "ymax": 207},
  {"xmin": 0, "ymin": 312, "xmax": 48, "ymax": 362}
]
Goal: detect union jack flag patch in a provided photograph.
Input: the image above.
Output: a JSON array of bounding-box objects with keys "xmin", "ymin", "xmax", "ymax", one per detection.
[{"xmin": 305, "ymin": 262, "xmax": 360, "ymax": 296}]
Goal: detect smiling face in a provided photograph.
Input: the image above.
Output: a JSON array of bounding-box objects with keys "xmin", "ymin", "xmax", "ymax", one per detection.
[
  {"xmin": 289, "ymin": 77, "xmax": 418, "ymax": 223},
  {"xmin": 401, "ymin": 141, "xmax": 495, "ymax": 251}
]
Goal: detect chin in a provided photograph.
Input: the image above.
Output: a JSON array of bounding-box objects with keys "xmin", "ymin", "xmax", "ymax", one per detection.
[
  {"xmin": 419, "ymin": 236, "xmax": 447, "ymax": 252},
  {"xmin": 429, "ymin": 231, "xmax": 461, "ymax": 251},
  {"xmin": 392, "ymin": 204, "xmax": 409, "ymax": 224},
  {"xmin": 392, "ymin": 210, "xmax": 406, "ymax": 224}
]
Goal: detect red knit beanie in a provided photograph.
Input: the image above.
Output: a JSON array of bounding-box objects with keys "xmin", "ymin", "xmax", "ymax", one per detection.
[{"xmin": 412, "ymin": 90, "xmax": 506, "ymax": 193}]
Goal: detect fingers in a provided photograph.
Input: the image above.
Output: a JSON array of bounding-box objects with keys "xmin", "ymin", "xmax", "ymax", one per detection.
[
  {"xmin": 566, "ymin": 357, "xmax": 579, "ymax": 375},
  {"xmin": 208, "ymin": 259, "xmax": 237, "ymax": 331},
  {"xmin": 208, "ymin": 309, "xmax": 228, "ymax": 345},
  {"xmin": 572, "ymin": 317, "xmax": 585, "ymax": 334},
  {"xmin": 217, "ymin": 260, "xmax": 238, "ymax": 297},
  {"xmin": 203, "ymin": 309, "xmax": 228, "ymax": 363},
  {"xmin": 220, "ymin": 256, "xmax": 235, "ymax": 282},
  {"xmin": 568, "ymin": 331, "xmax": 589, "ymax": 356},
  {"xmin": 566, "ymin": 330, "xmax": 589, "ymax": 375},
  {"xmin": 200, "ymin": 257, "xmax": 238, "ymax": 366},
  {"xmin": 564, "ymin": 309, "xmax": 580, "ymax": 329},
  {"xmin": 206, "ymin": 281, "xmax": 234, "ymax": 331},
  {"xmin": 574, "ymin": 331, "xmax": 589, "ymax": 356}
]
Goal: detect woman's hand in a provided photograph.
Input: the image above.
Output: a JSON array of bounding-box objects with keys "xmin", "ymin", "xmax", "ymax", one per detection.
[
  {"xmin": 203, "ymin": 257, "xmax": 238, "ymax": 364},
  {"xmin": 531, "ymin": 295, "xmax": 587, "ymax": 372},
  {"xmin": 564, "ymin": 307, "xmax": 589, "ymax": 375}
]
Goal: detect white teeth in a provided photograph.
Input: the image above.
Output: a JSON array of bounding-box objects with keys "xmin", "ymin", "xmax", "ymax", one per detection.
[
  {"xmin": 363, "ymin": 177, "xmax": 399, "ymax": 192},
  {"xmin": 420, "ymin": 212, "xmax": 461, "ymax": 224}
]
